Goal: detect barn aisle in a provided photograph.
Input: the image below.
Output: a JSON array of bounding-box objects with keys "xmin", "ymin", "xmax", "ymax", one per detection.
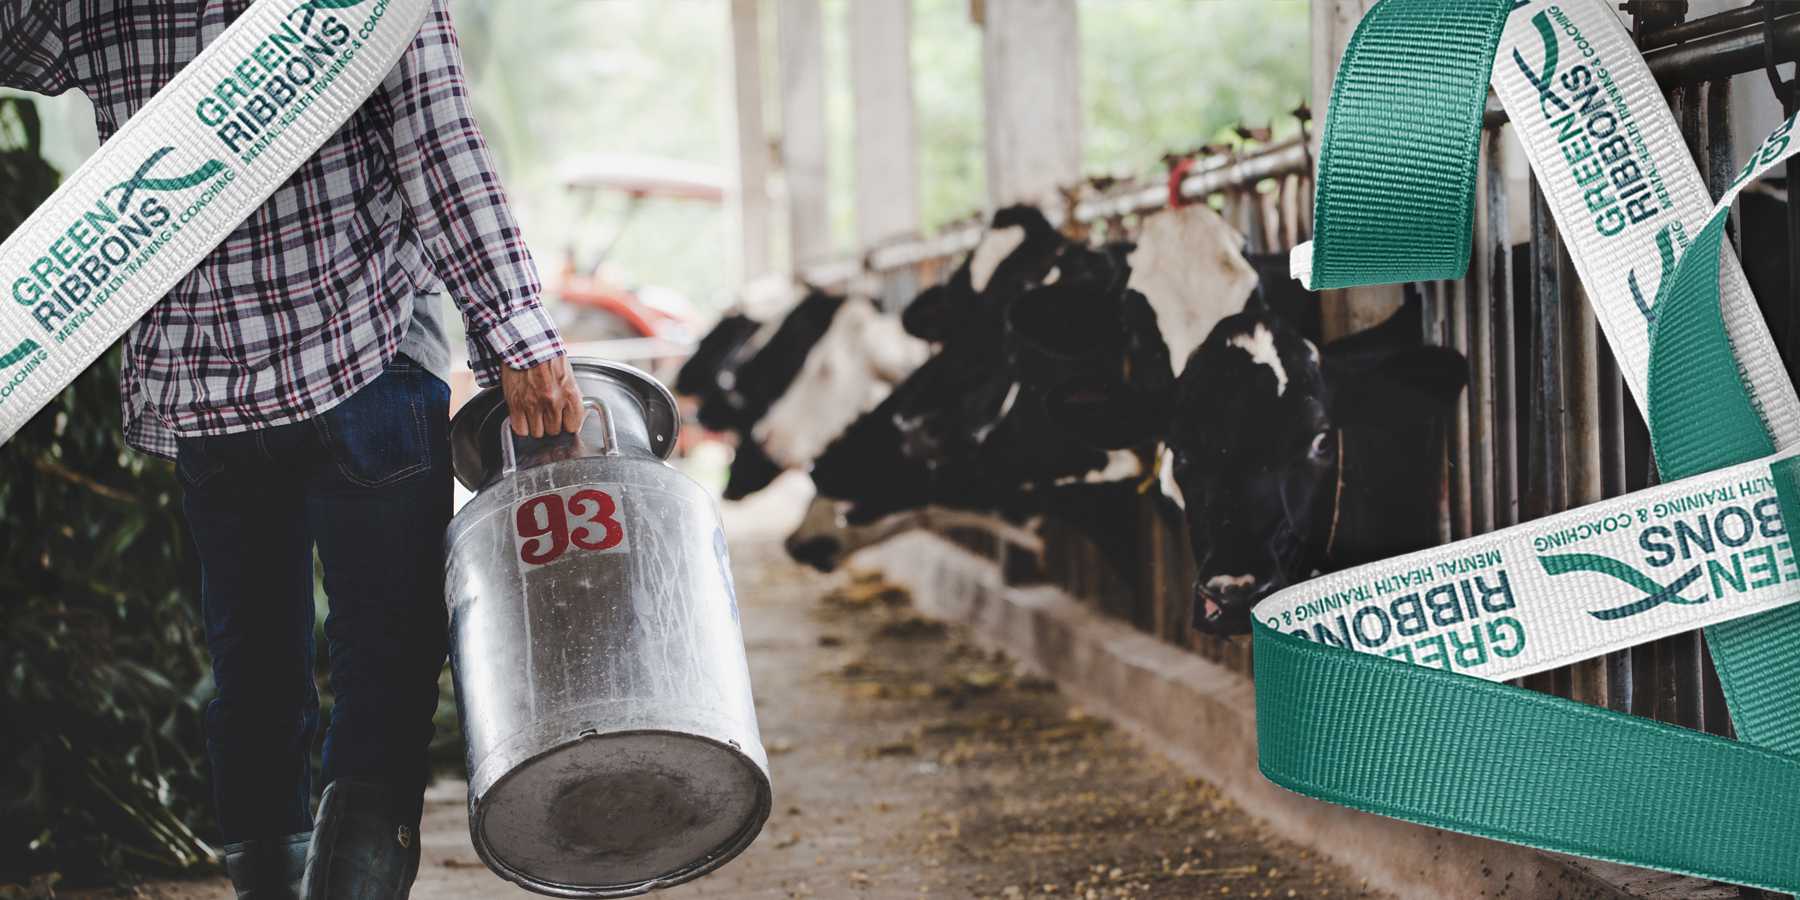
[
  {"xmin": 408, "ymin": 538, "xmax": 1385, "ymax": 899},
  {"xmin": 73, "ymin": 536, "xmax": 1381, "ymax": 900}
]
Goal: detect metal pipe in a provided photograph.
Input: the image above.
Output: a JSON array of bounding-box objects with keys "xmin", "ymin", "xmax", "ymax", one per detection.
[
  {"xmin": 1076, "ymin": 139, "xmax": 1311, "ymax": 223},
  {"xmin": 1486, "ymin": 130, "xmax": 1520, "ymax": 533},
  {"xmin": 1521, "ymin": 180, "xmax": 1565, "ymax": 698},
  {"xmin": 1636, "ymin": 2, "xmax": 1756, "ymax": 50},
  {"xmin": 821, "ymin": 8, "xmax": 1794, "ymax": 286},
  {"xmin": 1471, "ymin": 133, "xmax": 1499, "ymax": 537},
  {"xmin": 804, "ymin": 139, "xmax": 1311, "ymax": 286}
]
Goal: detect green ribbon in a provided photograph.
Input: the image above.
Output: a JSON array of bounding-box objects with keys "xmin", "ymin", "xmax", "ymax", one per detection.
[
  {"xmin": 1306, "ymin": 0, "xmax": 1512, "ymax": 289},
  {"xmin": 1257, "ymin": 0, "xmax": 1800, "ymax": 889},
  {"xmin": 1647, "ymin": 153, "xmax": 1800, "ymax": 759},
  {"xmin": 1534, "ymin": 552, "xmax": 1706, "ymax": 620}
]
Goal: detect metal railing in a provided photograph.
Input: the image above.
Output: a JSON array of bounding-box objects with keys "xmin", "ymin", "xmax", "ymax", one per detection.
[{"xmin": 798, "ymin": 0, "xmax": 1800, "ymax": 756}]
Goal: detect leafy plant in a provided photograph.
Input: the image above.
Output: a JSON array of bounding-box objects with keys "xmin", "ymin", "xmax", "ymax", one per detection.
[{"xmin": 0, "ymin": 97, "xmax": 216, "ymax": 886}]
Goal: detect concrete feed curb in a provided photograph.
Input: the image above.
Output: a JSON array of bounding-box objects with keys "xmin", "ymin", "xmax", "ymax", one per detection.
[{"xmin": 853, "ymin": 530, "xmax": 1640, "ymax": 900}]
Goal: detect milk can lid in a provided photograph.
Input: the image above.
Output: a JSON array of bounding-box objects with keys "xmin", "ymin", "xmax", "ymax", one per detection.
[{"xmin": 448, "ymin": 358, "xmax": 680, "ymax": 491}]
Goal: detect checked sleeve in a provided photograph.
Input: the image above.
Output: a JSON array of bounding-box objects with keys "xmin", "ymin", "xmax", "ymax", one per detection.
[
  {"xmin": 0, "ymin": 1, "xmax": 72, "ymax": 95},
  {"xmin": 382, "ymin": 0, "xmax": 564, "ymax": 386}
]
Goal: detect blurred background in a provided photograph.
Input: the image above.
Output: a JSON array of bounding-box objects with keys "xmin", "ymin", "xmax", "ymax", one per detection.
[
  {"xmin": 14, "ymin": 0, "xmax": 1795, "ymax": 894},
  {"xmin": 0, "ymin": 0, "xmax": 1308, "ymax": 890},
  {"xmin": 14, "ymin": 0, "xmax": 1306, "ymax": 347}
]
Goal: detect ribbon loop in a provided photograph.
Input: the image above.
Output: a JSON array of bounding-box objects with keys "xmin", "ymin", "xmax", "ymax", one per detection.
[{"xmin": 1267, "ymin": 0, "xmax": 1800, "ymax": 888}]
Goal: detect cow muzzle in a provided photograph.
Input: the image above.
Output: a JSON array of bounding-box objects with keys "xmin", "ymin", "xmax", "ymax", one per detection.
[
  {"xmin": 785, "ymin": 534, "xmax": 844, "ymax": 572},
  {"xmin": 1192, "ymin": 576, "xmax": 1266, "ymax": 636}
]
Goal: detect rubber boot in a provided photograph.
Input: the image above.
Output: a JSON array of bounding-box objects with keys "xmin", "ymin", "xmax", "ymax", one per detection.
[
  {"xmin": 222, "ymin": 833, "xmax": 310, "ymax": 899},
  {"xmin": 300, "ymin": 780, "xmax": 421, "ymax": 899}
]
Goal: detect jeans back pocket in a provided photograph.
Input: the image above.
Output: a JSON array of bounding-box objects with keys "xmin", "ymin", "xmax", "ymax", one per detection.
[
  {"xmin": 313, "ymin": 355, "xmax": 444, "ymax": 488},
  {"xmin": 174, "ymin": 435, "xmax": 228, "ymax": 489}
]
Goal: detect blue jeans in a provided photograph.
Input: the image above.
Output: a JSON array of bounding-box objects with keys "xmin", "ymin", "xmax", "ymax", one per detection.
[{"xmin": 177, "ymin": 354, "xmax": 451, "ymax": 842}]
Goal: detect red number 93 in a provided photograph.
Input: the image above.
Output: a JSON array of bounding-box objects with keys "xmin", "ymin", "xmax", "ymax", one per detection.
[{"xmin": 515, "ymin": 489, "xmax": 625, "ymax": 566}]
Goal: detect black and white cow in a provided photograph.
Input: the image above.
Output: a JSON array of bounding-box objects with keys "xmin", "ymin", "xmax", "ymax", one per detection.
[
  {"xmin": 696, "ymin": 288, "xmax": 845, "ymax": 437},
  {"xmin": 792, "ymin": 207, "xmax": 1179, "ymax": 574},
  {"xmin": 1048, "ymin": 289, "xmax": 1468, "ymax": 635},
  {"xmin": 806, "ymin": 206, "xmax": 1070, "ymax": 522},
  {"xmin": 755, "ymin": 299, "xmax": 929, "ymax": 470},
  {"xmin": 675, "ymin": 312, "xmax": 759, "ymax": 399},
  {"xmin": 676, "ymin": 284, "xmax": 929, "ymax": 501}
]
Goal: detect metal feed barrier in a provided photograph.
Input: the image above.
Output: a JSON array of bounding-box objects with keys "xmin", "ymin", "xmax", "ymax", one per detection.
[{"xmin": 800, "ymin": 0, "xmax": 1800, "ymax": 754}]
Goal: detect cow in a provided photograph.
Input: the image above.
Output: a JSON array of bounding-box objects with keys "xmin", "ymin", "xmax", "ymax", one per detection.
[
  {"xmin": 675, "ymin": 283, "xmax": 929, "ymax": 501},
  {"xmin": 675, "ymin": 284, "xmax": 837, "ymax": 499},
  {"xmin": 806, "ymin": 206, "xmax": 1069, "ymax": 524},
  {"xmin": 754, "ymin": 298, "xmax": 930, "ymax": 470},
  {"xmin": 900, "ymin": 203, "xmax": 1067, "ymax": 343},
  {"xmin": 794, "ymin": 206, "xmax": 1182, "ymax": 580},
  {"xmin": 675, "ymin": 274, "xmax": 818, "ymax": 408},
  {"xmin": 809, "ymin": 212, "xmax": 1155, "ymax": 524},
  {"xmin": 1046, "ymin": 288, "xmax": 1469, "ymax": 635},
  {"xmin": 696, "ymin": 287, "xmax": 845, "ymax": 438},
  {"xmin": 1124, "ymin": 204, "xmax": 1263, "ymax": 365},
  {"xmin": 674, "ymin": 312, "xmax": 759, "ymax": 399}
]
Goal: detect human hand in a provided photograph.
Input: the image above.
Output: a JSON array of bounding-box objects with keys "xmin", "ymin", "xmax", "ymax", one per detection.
[{"xmin": 500, "ymin": 356, "xmax": 584, "ymax": 438}]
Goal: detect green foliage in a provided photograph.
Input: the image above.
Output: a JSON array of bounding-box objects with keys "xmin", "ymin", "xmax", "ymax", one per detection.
[
  {"xmin": 0, "ymin": 98, "xmax": 215, "ymax": 885},
  {"xmin": 909, "ymin": 0, "xmax": 987, "ymax": 234},
  {"xmin": 444, "ymin": 0, "xmax": 1308, "ymax": 306},
  {"xmin": 1080, "ymin": 0, "xmax": 1310, "ymax": 177}
]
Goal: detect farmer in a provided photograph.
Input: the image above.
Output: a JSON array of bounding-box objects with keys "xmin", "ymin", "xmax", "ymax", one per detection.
[{"xmin": 0, "ymin": 1, "xmax": 583, "ymax": 896}]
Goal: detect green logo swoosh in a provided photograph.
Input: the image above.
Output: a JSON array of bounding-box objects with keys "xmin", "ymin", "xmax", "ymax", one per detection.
[
  {"xmin": 1512, "ymin": 11, "xmax": 1563, "ymax": 118},
  {"xmin": 1626, "ymin": 225, "xmax": 1679, "ymax": 325},
  {"xmin": 104, "ymin": 147, "xmax": 226, "ymax": 214},
  {"xmin": 1539, "ymin": 552, "xmax": 1707, "ymax": 620}
]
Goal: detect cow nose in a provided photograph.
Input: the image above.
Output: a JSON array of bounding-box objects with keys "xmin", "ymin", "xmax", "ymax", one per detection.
[
  {"xmin": 1192, "ymin": 575, "xmax": 1260, "ymax": 636},
  {"xmin": 786, "ymin": 535, "xmax": 842, "ymax": 572}
]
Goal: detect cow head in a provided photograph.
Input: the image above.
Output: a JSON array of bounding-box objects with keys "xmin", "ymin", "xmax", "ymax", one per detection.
[
  {"xmin": 1165, "ymin": 303, "xmax": 1335, "ymax": 634},
  {"xmin": 1050, "ymin": 292, "xmax": 1467, "ymax": 635},
  {"xmin": 675, "ymin": 285, "xmax": 852, "ymax": 502},
  {"xmin": 675, "ymin": 312, "xmax": 759, "ymax": 399},
  {"xmin": 802, "ymin": 212, "xmax": 1167, "ymax": 550},
  {"xmin": 901, "ymin": 204, "xmax": 1062, "ymax": 343},
  {"xmin": 785, "ymin": 493, "xmax": 852, "ymax": 571}
]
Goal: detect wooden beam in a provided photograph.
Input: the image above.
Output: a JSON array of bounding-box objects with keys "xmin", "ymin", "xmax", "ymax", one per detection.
[
  {"xmin": 777, "ymin": 0, "xmax": 831, "ymax": 271},
  {"xmin": 849, "ymin": 0, "xmax": 920, "ymax": 248},
  {"xmin": 980, "ymin": 0, "xmax": 1081, "ymax": 209},
  {"xmin": 726, "ymin": 0, "xmax": 772, "ymax": 281}
]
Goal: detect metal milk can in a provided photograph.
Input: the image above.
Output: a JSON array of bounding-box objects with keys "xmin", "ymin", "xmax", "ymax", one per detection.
[{"xmin": 444, "ymin": 358, "xmax": 770, "ymax": 897}]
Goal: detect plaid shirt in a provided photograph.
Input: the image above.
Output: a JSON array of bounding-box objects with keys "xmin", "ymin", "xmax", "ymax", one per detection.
[{"xmin": 0, "ymin": 0, "xmax": 564, "ymax": 458}]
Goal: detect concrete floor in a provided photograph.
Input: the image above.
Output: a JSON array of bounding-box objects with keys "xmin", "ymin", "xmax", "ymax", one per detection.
[{"xmin": 70, "ymin": 534, "xmax": 1379, "ymax": 900}]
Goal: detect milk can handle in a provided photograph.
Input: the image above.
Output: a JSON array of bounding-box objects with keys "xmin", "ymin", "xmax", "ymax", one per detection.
[{"xmin": 499, "ymin": 398, "xmax": 620, "ymax": 474}]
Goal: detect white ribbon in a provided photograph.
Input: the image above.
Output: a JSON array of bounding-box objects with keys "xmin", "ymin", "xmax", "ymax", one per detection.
[
  {"xmin": 1272, "ymin": 0, "xmax": 1800, "ymax": 680},
  {"xmin": 0, "ymin": 0, "xmax": 432, "ymax": 444}
]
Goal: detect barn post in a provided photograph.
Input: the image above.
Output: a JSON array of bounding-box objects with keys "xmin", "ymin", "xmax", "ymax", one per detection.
[
  {"xmin": 849, "ymin": 0, "xmax": 922, "ymax": 307},
  {"xmin": 777, "ymin": 0, "xmax": 833, "ymax": 272},
  {"xmin": 727, "ymin": 0, "xmax": 773, "ymax": 282},
  {"xmin": 978, "ymin": 0, "xmax": 1082, "ymax": 209}
]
